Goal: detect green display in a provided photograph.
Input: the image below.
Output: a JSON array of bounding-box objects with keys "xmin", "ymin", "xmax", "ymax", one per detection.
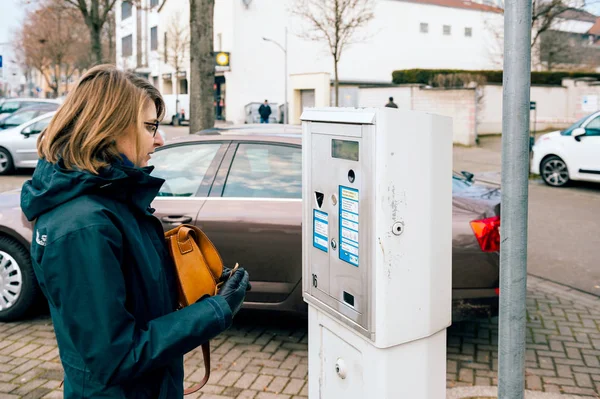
[{"xmin": 332, "ymin": 139, "xmax": 359, "ymax": 161}]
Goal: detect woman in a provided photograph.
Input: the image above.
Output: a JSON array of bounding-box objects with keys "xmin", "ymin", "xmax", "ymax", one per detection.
[{"xmin": 20, "ymin": 65, "xmax": 250, "ymax": 398}]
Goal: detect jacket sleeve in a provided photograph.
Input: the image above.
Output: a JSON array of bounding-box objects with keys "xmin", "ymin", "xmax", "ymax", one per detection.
[{"xmin": 39, "ymin": 222, "xmax": 232, "ymax": 386}]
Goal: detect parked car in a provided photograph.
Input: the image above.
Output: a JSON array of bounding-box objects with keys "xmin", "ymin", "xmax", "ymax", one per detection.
[
  {"xmin": 531, "ymin": 111, "xmax": 600, "ymax": 187},
  {"xmin": 0, "ymin": 104, "xmax": 60, "ymax": 131},
  {"xmin": 0, "ymin": 112, "xmax": 54, "ymax": 175},
  {"xmin": 0, "ymin": 98, "xmax": 61, "ymax": 120},
  {"xmin": 0, "ymin": 126, "xmax": 500, "ymax": 322}
]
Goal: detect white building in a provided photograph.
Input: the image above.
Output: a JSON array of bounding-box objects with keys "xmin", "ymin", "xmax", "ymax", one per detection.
[{"xmin": 116, "ymin": 0, "xmax": 504, "ymax": 125}]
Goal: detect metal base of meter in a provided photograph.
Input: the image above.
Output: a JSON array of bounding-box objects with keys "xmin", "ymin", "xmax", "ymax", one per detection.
[{"xmin": 308, "ymin": 305, "xmax": 447, "ymax": 399}]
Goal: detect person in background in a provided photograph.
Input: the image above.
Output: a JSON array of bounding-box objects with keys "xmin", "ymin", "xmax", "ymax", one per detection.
[
  {"xmin": 259, "ymin": 99, "xmax": 272, "ymax": 123},
  {"xmin": 385, "ymin": 97, "xmax": 399, "ymax": 108}
]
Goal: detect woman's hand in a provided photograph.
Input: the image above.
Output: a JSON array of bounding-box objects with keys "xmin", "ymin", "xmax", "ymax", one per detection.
[{"xmin": 217, "ymin": 268, "xmax": 250, "ymax": 317}]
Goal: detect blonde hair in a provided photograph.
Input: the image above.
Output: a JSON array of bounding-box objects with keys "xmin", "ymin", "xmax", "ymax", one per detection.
[{"xmin": 38, "ymin": 64, "xmax": 165, "ymax": 173}]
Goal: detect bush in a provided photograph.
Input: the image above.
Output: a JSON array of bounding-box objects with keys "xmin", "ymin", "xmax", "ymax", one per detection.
[{"xmin": 391, "ymin": 69, "xmax": 600, "ymax": 86}]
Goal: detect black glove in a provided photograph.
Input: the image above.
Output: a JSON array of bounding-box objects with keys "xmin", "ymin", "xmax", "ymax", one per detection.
[
  {"xmin": 220, "ymin": 266, "xmax": 251, "ymax": 291},
  {"xmin": 217, "ymin": 267, "xmax": 250, "ymax": 317}
]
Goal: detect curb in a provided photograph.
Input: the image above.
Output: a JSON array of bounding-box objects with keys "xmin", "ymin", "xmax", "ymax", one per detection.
[{"xmin": 447, "ymin": 387, "xmax": 597, "ymax": 399}]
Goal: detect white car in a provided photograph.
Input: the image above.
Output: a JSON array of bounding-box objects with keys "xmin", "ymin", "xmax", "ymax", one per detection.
[
  {"xmin": 0, "ymin": 112, "xmax": 55, "ymax": 175},
  {"xmin": 531, "ymin": 112, "xmax": 600, "ymax": 187}
]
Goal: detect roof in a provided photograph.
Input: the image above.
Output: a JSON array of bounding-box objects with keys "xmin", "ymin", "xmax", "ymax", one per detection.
[
  {"xmin": 167, "ymin": 124, "xmax": 302, "ymax": 146},
  {"xmin": 589, "ymin": 17, "xmax": 600, "ymax": 35},
  {"xmin": 558, "ymin": 9, "xmax": 597, "ymax": 23},
  {"xmin": 395, "ymin": 0, "xmax": 503, "ymax": 14}
]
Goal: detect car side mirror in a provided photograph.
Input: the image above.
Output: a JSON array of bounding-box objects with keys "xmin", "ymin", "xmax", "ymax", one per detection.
[
  {"xmin": 461, "ymin": 171, "xmax": 475, "ymax": 182},
  {"xmin": 21, "ymin": 126, "xmax": 33, "ymax": 137},
  {"xmin": 573, "ymin": 127, "xmax": 586, "ymax": 141}
]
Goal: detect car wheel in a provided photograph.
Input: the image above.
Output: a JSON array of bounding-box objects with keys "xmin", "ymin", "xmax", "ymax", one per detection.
[
  {"xmin": 0, "ymin": 148, "xmax": 14, "ymax": 176},
  {"xmin": 541, "ymin": 155, "xmax": 570, "ymax": 187},
  {"xmin": 0, "ymin": 236, "xmax": 41, "ymax": 321}
]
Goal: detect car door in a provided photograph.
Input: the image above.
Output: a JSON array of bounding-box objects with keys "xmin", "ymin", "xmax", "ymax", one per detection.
[
  {"xmin": 197, "ymin": 141, "xmax": 303, "ymax": 305},
  {"xmin": 578, "ymin": 116, "xmax": 600, "ymax": 181},
  {"xmin": 13, "ymin": 116, "xmax": 53, "ymax": 168},
  {"xmin": 148, "ymin": 141, "xmax": 229, "ymax": 231}
]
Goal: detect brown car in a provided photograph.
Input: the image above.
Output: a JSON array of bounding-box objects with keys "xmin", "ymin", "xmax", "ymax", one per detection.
[{"xmin": 0, "ymin": 125, "xmax": 500, "ymax": 321}]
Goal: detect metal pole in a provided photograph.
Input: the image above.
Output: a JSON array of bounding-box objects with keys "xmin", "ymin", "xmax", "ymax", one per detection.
[
  {"xmin": 284, "ymin": 27, "xmax": 288, "ymax": 125},
  {"xmin": 498, "ymin": 0, "xmax": 532, "ymax": 395}
]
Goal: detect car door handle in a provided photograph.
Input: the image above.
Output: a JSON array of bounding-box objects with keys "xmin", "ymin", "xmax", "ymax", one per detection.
[{"xmin": 161, "ymin": 215, "xmax": 193, "ymax": 225}]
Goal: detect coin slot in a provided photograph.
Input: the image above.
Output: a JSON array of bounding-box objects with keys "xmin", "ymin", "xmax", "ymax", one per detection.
[{"xmin": 343, "ymin": 291, "xmax": 355, "ymax": 307}]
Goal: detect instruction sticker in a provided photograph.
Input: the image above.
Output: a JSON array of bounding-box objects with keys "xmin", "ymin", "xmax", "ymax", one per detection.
[
  {"xmin": 339, "ymin": 186, "xmax": 359, "ymax": 267},
  {"xmin": 313, "ymin": 210, "xmax": 329, "ymax": 253}
]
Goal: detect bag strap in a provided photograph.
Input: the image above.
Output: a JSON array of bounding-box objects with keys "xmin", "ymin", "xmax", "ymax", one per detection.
[{"xmin": 183, "ymin": 342, "xmax": 211, "ymax": 395}]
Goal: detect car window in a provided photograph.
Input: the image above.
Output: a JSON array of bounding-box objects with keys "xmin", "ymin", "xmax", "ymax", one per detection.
[
  {"xmin": 0, "ymin": 101, "xmax": 20, "ymax": 113},
  {"xmin": 452, "ymin": 176, "xmax": 472, "ymax": 193},
  {"xmin": 26, "ymin": 117, "xmax": 52, "ymax": 134},
  {"xmin": 585, "ymin": 116, "xmax": 600, "ymax": 136},
  {"xmin": 222, "ymin": 143, "xmax": 302, "ymax": 199},
  {"xmin": 3, "ymin": 109, "xmax": 39, "ymax": 127},
  {"xmin": 149, "ymin": 143, "xmax": 222, "ymax": 197}
]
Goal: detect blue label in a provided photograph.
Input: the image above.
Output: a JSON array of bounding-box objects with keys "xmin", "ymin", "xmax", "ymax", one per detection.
[
  {"xmin": 339, "ymin": 186, "xmax": 359, "ymax": 266},
  {"xmin": 313, "ymin": 209, "xmax": 329, "ymax": 253}
]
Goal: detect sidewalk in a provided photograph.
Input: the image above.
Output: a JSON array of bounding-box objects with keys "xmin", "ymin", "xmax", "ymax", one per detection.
[{"xmin": 1, "ymin": 276, "xmax": 599, "ymax": 398}]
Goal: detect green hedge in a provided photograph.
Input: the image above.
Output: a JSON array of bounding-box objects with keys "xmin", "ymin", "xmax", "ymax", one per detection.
[{"xmin": 391, "ymin": 69, "xmax": 600, "ymax": 86}]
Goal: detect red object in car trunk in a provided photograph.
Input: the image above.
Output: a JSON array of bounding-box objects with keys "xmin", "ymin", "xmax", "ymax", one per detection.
[{"xmin": 470, "ymin": 216, "xmax": 501, "ymax": 252}]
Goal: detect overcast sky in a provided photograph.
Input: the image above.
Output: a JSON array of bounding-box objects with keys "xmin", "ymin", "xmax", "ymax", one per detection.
[{"xmin": 0, "ymin": 0, "xmax": 26, "ymax": 46}]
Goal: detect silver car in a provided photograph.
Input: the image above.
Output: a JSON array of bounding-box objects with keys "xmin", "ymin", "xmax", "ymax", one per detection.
[{"xmin": 0, "ymin": 112, "xmax": 55, "ymax": 175}]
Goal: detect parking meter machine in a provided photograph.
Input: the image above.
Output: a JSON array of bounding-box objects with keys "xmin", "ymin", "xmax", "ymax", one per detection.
[{"xmin": 301, "ymin": 108, "xmax": 453, "ymax": 399}]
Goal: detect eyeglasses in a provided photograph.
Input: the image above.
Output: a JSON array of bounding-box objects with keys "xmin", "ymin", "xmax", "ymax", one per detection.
[{"xmin": 144, "ymin": 121, "xmax": 160, "ymax": 137}]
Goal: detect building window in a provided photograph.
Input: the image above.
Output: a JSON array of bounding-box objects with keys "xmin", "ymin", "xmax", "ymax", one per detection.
[
  {"xmin": 163, "ymin": 78, "xmax": 173, "ymax": 95},
  {"xmin": 179, "ymin": 78, "xmax": 188, "ymax": 95},
  {"xmin": 465, "ymin": 27, "xmax": 472, "ymax": 37},
  {"xmin": 150, "ymin": 0, "xmax": 159, "ymax": 6},
  {"xmin": 153, "ymin": 76, "xmax": 159, "ymax": 88},
  {"xmin": 122, "ymin": 34, "xmax": 133, "ymax": 57},
  {"xmin": 150, "ymin": 26, "xmax": 158, "ymax": 51},
  {"xmin": 443, "ymin": 25, "xmax": 451, "ymax": 35},
  {"xmin": 420, "ymin": 23, "xmax": 428, "ymax": 33},
  {"xmin": 121, "ymin": 1, "xmax": 132, "ymax": 20}
]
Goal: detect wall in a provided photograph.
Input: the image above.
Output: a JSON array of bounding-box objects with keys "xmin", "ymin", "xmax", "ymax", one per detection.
[
  {"xmin": 412, "ymin": 88, "xmax": 477, "ymax": 146},
  {"xmin": 289, "ymin": 73, "xmax": 331, "ymax": 124},
  {"xmin": 358, "ymin": 86, "xmax": 413, "ymax": 109},
  {"xmin": 358, "ymin": 86, "xmax": 477, "ymax": 145},
  {"xmin": 479, "ymin": 80, "xmax": 600, "ymax": 134}
]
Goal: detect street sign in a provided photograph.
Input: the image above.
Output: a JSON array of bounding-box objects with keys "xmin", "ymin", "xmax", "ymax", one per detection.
[
  {"xmin": 530, "ymin": 101, "xmax": 536, "ymax": 110},
  {"xmin": 582, "ymin": 95, "xmax": 598, "ymax": 112},
  {"xmin": 214, "ymin": 52, "xmax": 231, "ymax": 72}
]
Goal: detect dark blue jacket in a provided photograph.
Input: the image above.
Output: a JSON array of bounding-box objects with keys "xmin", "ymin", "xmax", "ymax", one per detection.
[{"xmin": 21, "ymin": 158, "xmax": 232, "ymax": 398}]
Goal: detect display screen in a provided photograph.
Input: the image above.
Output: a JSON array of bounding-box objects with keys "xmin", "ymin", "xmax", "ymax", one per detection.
[{"xmin": 331, "ymin": 139, "xmax": 359, "ymax": 161}]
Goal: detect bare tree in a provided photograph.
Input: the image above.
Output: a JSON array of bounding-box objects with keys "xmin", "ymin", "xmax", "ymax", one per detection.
[
  {"xmin": 15, "ymin": 0, "xmax": 91, "ymax": 97},
  {"xmin": 166, "ymin": 11, "xmax": 190, "ymax": 125},
  {"xmin": 539, "ymin": 30, "xmax": 600, "ymax": 71},
  {"xmin": 291, "ymin": 0, "xmax": 375, "ymax": 106},
  {"xmin": 190, "ymin": 0, "xmax": 215, "ymax": 132},
  {"xmin": 56, "ymin": 0, "xmax": 118, "ymax": 65},
  {"xmin": 488, "ymin": 0, "xmax": 600, "ymax": 69}
]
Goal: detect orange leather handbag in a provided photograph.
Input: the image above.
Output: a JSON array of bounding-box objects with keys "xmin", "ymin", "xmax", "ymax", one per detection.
[{"xmin": 164, "ymin": 224, "xmax": 238, "ymax": 395}]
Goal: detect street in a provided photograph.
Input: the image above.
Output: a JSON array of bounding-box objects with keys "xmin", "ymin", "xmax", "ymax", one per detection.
[
  {"xmin": 4, "ymin": 130, "xmax": 600, "ymax": 295},
  {"xmin": 454, "ymin": 135, "xmax": 600, "ymax": 296},
  {"xmin": 0, "ymin": 130, "xmax": 599, "ymax": 398}
]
